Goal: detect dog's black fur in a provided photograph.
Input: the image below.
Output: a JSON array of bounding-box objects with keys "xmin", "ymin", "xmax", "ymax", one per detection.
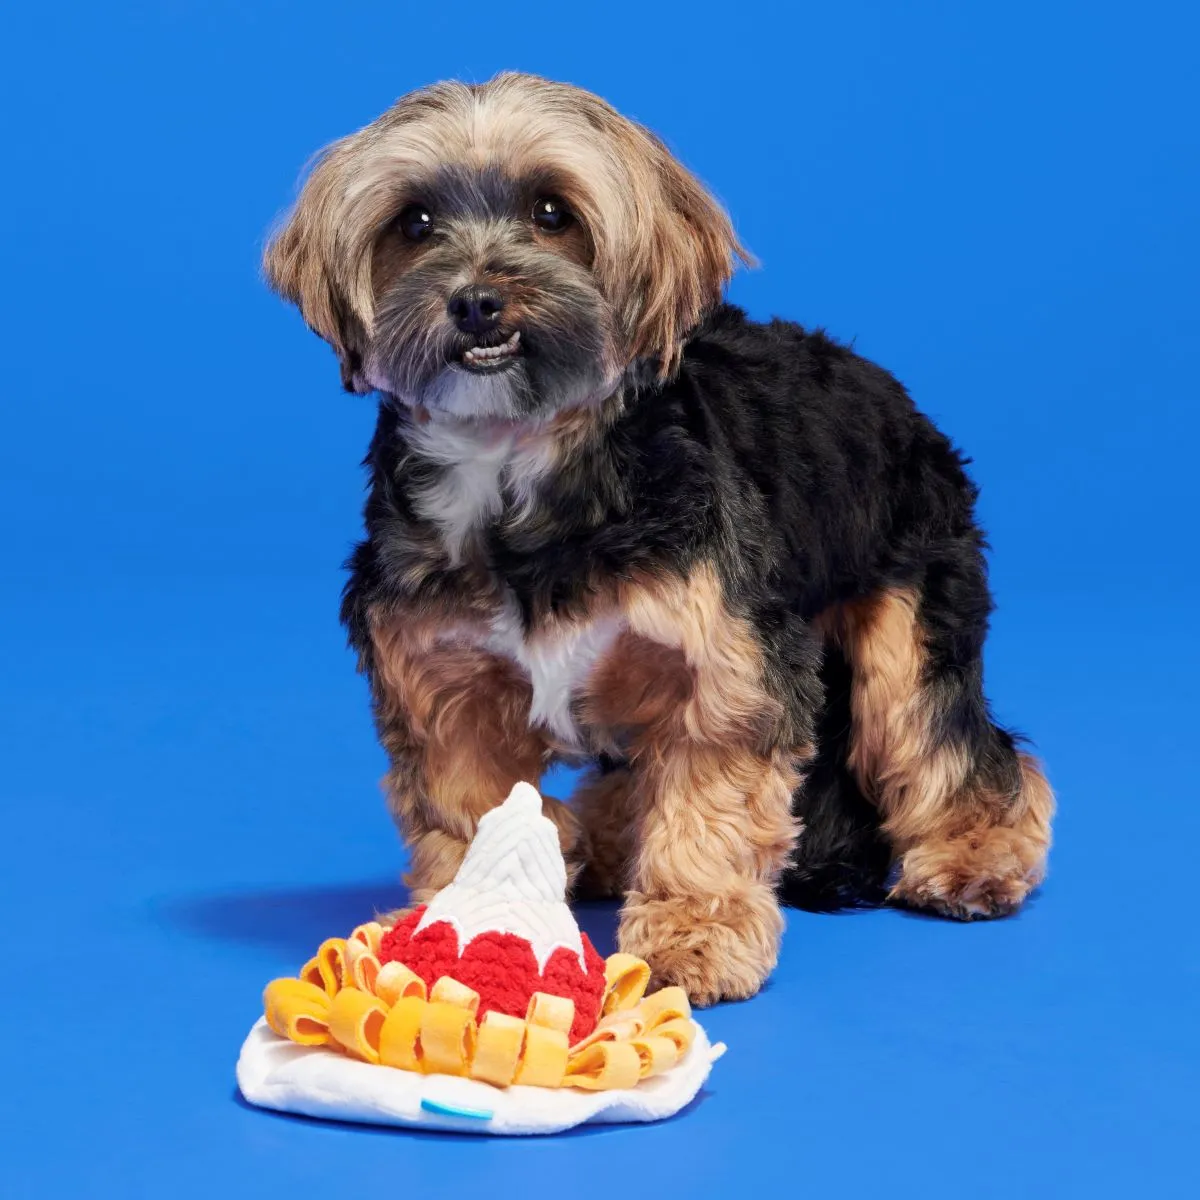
[{"xmin": 342, "ymin": 303, "xmax": 1022, "ymax": 908}]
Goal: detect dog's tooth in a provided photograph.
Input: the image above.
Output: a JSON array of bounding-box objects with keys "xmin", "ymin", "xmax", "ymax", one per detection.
[{"xmin": 463, "ymin": 335, "xmax": 522, "ymax": 366}]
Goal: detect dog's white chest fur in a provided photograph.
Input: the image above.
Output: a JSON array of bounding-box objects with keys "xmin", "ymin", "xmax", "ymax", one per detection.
[
  {"xmin": 408, "ymin": 422, "xmax": 511, "ymax": 565},
  {"xmin": 410, "ymin": 417, "xmax": 621, "ymax": 746},
  {"xmin": 407, "ymin": 418, "xmax": 556, "ymax": 566},
  {"xmin": 486, "ymin": 597, "xmax": 623, "ymax": 748}
]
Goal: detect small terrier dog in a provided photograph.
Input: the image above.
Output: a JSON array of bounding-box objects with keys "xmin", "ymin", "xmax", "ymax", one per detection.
[{"xmin": 265, "ymin": 73, "xmax": 1054, "ymax": 1005}]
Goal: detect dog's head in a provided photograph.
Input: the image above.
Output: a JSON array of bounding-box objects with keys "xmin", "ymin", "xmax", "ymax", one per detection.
[{"xmin": 264, "ymin": 73, "xmax": 747, "ymax": 421}]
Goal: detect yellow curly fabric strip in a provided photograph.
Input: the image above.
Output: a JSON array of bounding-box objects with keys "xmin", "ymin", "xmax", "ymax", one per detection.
[
  {"xmin": 526, "ymin": 991, "xmax": 575, "ymax": 1034},
  {"xmin": 470, "ymin": 1011, "xmax": 527, "ymax": 1088},
  {"xmin": 374, "ymin": 961, "xmax": 426, "ymax": 1006},
  {"xmin": 343, "ymin": 941, "xmax": 381, "ymax": 993},
  {"xmin": 263, "ymin": 979, "xmax": 333, "ymax": 1046},
  {"xmin": 638, "ymin": 986, "xmax": 690, "ymax": 1028},
  {"xmin": 312, "ymin": 938, "xmax": 349, "ymax": 996},
  {"xmin": 568, "ymin": 1014, "xmax": 642, "ymax": 1054},
  {"xmin": 649, "ymin": 1016, "xmax": 696, "ymax": 1056},
  {"xmin": 513, "ymin": 1023, "xmax": 569, "ymax": 1088},
  {"xmin": 628, "ymin": 1034, "xmax": 680, "ymax": 1077},
  {"xmin": 429, "ymin": 976, "xmax": 480, "ymax": 1016},
  {"xmin": 419, "ymin": 1001, "xmax": 477, "ymax": 1077},
  {"xmin": 564, "ymin": 1040, "xmax": 642, "ymax": 1091},
  {"xmin": 601, "ymin": 953, "xmax": 651, "ymax": 1015},
  {"xmin": 378, "ymin": 995, "xmax": 424, "ymax": 1072},
  {"xmin": 349, "ymin": 921, "xmax": 383, "ymax": 956},
  {"xmin": 328, "ymin": 988, "xmax": 389, "ymax": 1064},
  {"xmin": 299, "ymin": 957, "xmax": 325, "ymax": 992},
  {"xmin": 567, "ymin": 984, "xmax": 691, "ymax": 1055}
]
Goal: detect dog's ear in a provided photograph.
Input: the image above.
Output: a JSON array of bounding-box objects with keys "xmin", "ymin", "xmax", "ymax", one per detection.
[
  {"xmin": 263, "ymin": 142, "xmax": 369, "ymax": 392},
  {"xmin": 607, "ymin": 125, "xmax": 751, "ymax": 376}
]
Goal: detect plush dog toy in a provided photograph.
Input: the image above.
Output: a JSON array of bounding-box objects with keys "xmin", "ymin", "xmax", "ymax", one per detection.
[{"xmin": 237, "ymin": 783, "xmax": 725, "ymax": 1134}]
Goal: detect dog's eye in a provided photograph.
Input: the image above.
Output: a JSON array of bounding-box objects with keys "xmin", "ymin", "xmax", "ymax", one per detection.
[
  {"xmin": 532, "ymin": 196, "xmax": 572, "ymax": 233},
  {"xmin": 397, "ymin": 204, "xmax": 434, "ymax": 242}
]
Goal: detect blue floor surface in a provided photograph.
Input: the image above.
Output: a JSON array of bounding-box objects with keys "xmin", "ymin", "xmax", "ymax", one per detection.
[{"xmin": 4, "ymin": 2, "xmax": 1197, "ymax": 1196}]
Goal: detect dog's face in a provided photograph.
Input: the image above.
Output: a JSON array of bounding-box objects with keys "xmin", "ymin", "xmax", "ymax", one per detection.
[
  {"xmin": 265, "ymin": 74, "xmax": 746, "ymax": 421},
  {"xmin": 363, "ymin": 160, "xmax": 614, "ymax": 421}
]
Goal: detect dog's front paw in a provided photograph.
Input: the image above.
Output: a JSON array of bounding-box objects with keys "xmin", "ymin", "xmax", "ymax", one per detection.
[{"xmin": 617, "ymin": 888, "xmax": 784, "ymax": 1007}]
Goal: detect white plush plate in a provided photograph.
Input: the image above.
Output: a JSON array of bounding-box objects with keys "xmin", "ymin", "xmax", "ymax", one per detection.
[{"xmin": 237, "ymin": 1017, "xmax": 722, "ymax": 1135}]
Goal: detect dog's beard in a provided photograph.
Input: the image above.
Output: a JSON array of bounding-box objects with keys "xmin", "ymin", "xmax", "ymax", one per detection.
[
  {"xmin": 364, "ymin": 345, "xmax": 614, "ymax": 422},
  {"xmin": 421, "ymin": 359, "xmax": 535, "ymax": 421},
  {"xmin": 364, "ymin": 256, "xmax": 619, "ymax": 423}
]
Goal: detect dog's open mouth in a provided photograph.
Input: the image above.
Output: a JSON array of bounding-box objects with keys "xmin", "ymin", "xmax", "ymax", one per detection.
[{"xmin": 459, "ymin": 330, "xmax": 523, "ymax": 373}]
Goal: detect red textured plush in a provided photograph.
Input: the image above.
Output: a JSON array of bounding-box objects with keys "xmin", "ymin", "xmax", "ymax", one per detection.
[{"xmin": 379, "ymin": 907, "xmax": 607, "ymax": 1043}]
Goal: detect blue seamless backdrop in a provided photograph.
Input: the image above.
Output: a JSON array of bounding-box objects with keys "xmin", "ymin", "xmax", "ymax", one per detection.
[{"xmin": 2, "ymin": 2, "xmax": 1197, "ymax": 1197}]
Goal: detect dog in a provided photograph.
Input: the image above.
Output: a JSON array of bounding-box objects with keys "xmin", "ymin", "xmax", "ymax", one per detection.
[{"xmin": 264, "ymin": 72, "xmax": 1054, "ymax": 1006}]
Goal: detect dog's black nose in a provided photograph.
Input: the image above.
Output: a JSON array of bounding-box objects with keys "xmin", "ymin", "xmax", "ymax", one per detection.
[{"xmin": 447, "ymin": 285, "xmax": 505, "ymax": 334}]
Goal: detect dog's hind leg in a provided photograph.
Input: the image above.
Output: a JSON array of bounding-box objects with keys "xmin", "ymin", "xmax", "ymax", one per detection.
[
  {"xmin": 780, "ymin": 638, "xmax": 892, "ymax": 910},
  {"xmin": 823, "ymin": 573, "xmax": 1054, "ymax": 919}
]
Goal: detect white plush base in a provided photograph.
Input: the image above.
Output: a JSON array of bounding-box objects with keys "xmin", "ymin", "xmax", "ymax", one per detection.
[{"xmin": 237, "ymin": 1018, "xmax": 721, "ymax": 1135}]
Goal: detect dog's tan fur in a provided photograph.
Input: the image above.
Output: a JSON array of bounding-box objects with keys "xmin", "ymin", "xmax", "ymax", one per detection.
[
  {"xmin": 368, "ymin": 607, "xmax": 586, "ymax": 904},
  {"xmin": 819, "ymin": 588, "xmax": 1053, "ymax": 918},
  {"xmin": 579, "ymin": 567, "xmax": 805, "ymax": 1004},
  {"xmin": 264, "ymin": 73, "xmax": 749, "ymax": 385},
  {"xmin": 366, "ymin": 563, "xmax": 803, "ymax": 1003},
  {"xmin": 572, "ymin": 765, "xmax": 639, "ymax": 899}
]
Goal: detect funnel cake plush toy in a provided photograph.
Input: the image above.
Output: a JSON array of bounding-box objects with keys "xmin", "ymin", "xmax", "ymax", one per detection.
[{"xmin": 237, "ymin": 783, "xmax": 725, "ymax": 1134}]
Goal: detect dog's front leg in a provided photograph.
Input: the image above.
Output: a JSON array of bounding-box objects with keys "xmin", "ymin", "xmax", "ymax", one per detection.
[
  {"xmin": 580, "ymin": 568, "xmax": 810, "ymax": 1005},
  {"xmin": 367, "ymin": 614, "xmax": 585, "ymax": 913},
  {"xmin": 617, "ymin": 742, "xmax": 801, "ymax": 1006}
]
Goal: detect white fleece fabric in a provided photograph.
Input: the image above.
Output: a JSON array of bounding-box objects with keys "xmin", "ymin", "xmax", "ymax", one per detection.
[
  {"xmin": 413, "ymin": 781, "xmax": 585, "ymax": 971},
  {"xmin": 237, "ymin": 1017, "xmax": 722, "ymax": 1135},
  {"xmin": 237, "ymin": 781, "xmax": 725, "ymax": 1134}
]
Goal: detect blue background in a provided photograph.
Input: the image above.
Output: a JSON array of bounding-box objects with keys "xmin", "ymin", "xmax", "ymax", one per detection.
[{"xmin": 3, "ymin": 2, "xmax": 1197, "ymax": 1195}]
